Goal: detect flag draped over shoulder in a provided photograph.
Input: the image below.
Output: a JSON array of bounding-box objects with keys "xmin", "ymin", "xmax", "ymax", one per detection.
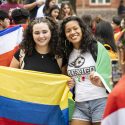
[
  {"xmin": 0, "ymin": 66, "xmax": 70, "ymax": 125},
  {"xmin": 101, "ymin": 75, "xmax": 125, "ymax": 125},
  {"xmin": 0, "ymin": 25, "xmax": 23, "ymax": 66},
  {"xmin": 95, "ymin": 42, "xmax": 112, "ymax": 93}
]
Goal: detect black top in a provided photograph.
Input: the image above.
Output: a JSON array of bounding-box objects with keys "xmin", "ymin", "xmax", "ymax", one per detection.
[{"xmin": 14, "ymin": 49, "xmax": 61, "ymax": 74}]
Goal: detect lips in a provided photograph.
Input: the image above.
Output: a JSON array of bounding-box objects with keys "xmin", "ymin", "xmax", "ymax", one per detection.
[{"xmin": 71, "ymin": 35, "xmax": 78, "ymax": 40}]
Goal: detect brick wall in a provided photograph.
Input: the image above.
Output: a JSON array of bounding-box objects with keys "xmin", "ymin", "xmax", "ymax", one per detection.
[
  {"xmin": 77, "ymin": 8, "xmax": 117, "ymax": 22},
  {"xmin": 76, "ymin": 0, "xmax": 120, "ymax": 22},
  {"xmin": 76, "ymin": 0, "xmax": 120, "ymax": 8}
]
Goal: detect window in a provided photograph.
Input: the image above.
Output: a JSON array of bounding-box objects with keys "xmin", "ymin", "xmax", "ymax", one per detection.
[{"xmin": 90, "ymin": 0, "xmax": 111, "ymax": 4}]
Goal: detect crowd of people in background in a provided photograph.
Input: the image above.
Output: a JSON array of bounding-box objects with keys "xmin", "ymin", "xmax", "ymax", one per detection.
[{"xmin": 0, "ymin": 0, "xmax": 125, "ymax": 125}]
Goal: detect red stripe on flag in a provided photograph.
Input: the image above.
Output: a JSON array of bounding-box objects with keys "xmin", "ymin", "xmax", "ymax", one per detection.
[
  {"xmin": 0, "ymin": 118, "xmax": 41, "ymax": 125},
  {"xmin": 0, "ymin": 46, "xmax": 19, "ymax": 66},
  {"xmin": 103, "ymin": 75, "xmax": 125, "ymax": 118}
]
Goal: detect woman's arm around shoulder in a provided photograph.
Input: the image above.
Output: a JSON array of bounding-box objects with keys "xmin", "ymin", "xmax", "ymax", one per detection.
[{"xmin": 10, "ymin": 57, "xmax": 20, "ymax": 69}]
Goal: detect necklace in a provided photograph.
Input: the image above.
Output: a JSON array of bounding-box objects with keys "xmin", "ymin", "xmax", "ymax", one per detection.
[{"xmin": 41, "ymin": 55, "xmax": 44, "ymax": 58}]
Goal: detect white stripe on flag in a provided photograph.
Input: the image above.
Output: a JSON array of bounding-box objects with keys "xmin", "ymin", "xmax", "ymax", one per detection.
[
  {"xmin": 0, "ymin": 26, "xmax": 23, "ymax": 54},
  {"xmin": 101, "ymin": 108, "xmax": 125, "ymax": 125}
]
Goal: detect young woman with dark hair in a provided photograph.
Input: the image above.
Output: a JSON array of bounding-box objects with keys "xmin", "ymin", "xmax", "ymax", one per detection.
[
  {"xmin": 10, "ymin": 16, "xmax": 74, "ymax": 88},
  {"xmin": 48, "ymin": 5, "xmax": 60, "ymax": 22},
  {"xmin": 59, "ymin": 16, "xmax": 112, "ymax": 125},
  {"xmin": 59, "ymin": 2, "xmax": 75, "ymax": 20},
  {"xmin": 95, "ymin": 20, "xmax": 117, "ymax": 60}
]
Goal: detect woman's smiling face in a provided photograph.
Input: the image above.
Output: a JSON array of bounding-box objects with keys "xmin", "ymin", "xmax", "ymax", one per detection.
[
  {"xmin": 65, "ymin": 20, "xmax": 83, "ymax": 49},
  {"xmin": 33, "ymin": 22, "xmax": 51, "ymax": 48}
]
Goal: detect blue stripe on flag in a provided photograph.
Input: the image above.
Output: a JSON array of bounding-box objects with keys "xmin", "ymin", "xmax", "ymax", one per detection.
[
  {"xmin": 0, "ymin": 25, "xmax": 22, "ymax": 36},
  {"xmin": 0, "ymin": 96, "xmax": 68, "ymax": 125}
]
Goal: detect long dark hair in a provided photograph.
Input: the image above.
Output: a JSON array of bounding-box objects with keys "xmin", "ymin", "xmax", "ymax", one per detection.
[
  {"xmin": 59, "ymin": 16, "xmax": 97, "ymax": 60},
  {"xmin": 95, "ymin": 20, "xmax": 117, "ymax": 52},
  {"xmin": 48, "ymin": 5, "xmax": 60, "ymax": 19},
  {"xmin": 20, "ymin": 17, "xmax": 62, "ymax": 57},
  {"xmin": 59, "ymin": 2, "xmax": 74, "ymax": 20},
  {"xmin": 43, "ymin": 0, "xmax": 54, "ymax": 16}
]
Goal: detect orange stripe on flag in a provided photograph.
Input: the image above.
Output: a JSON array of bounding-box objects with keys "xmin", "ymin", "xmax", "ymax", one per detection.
[{"xmin": 0, "ymin": 46, "xmax": 19, "ymax": 66}]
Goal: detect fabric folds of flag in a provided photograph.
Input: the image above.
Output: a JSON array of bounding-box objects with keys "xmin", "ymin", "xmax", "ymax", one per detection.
[
  {"xmin": 0, "ymin": 66, "xmax": 70, "ymax": 125},
  {"xmin": 0, "ymin": 25, "xmax": 23, "ymax": 66},
  {"xmin": 101, "ymin": 75, "xmax": 125, "ymax": 125},
  {"xmin": 95, "ymin": 42, "xmax": 112, "ymax": 93}
]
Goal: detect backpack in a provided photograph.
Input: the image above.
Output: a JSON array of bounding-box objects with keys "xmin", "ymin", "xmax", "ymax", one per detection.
[{"xmin": 104, "ymin": 44, "xmax": 118, "ymax": 60}]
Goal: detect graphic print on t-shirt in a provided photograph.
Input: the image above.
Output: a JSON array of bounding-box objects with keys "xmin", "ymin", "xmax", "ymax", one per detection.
[
  {"xmin": 68, "ymin": 54, "xmax": 95, "ymax": 82},
  {"xmin": 68, "ymin": 55, "xmax": 85, "ymax": 68}
]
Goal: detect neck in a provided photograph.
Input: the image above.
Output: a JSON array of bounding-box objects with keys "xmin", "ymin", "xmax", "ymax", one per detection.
[
  {"xmin": 35, "ymin": 45, "xmax": 49, "ymax": 54},
  {"xmin": 73, "ymin": 44, "xmax": 80, "ymax": 50}
]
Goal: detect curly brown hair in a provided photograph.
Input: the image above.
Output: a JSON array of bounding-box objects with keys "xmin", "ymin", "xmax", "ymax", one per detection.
[
  {"xmin": 20, "ymin": 16, "xmax": 62, "ymax": 57},
  {"xmin": 59, "ymin": 16, "xmax": 97, "ymax": 60}
]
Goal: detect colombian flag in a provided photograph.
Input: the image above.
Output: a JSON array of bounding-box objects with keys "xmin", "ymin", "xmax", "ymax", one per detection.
[
  {"xmin": 0, "ymin": 66, "xmax": 70, "ymax": 125},
  {"xmin": 0, "ymin": 25, "xmax": 23, "ymax": 66}
]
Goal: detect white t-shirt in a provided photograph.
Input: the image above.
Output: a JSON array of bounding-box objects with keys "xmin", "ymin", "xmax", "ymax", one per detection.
[
  {"xmin": 67, "ymin": 49, "xmax": 107, "ymax": 102},
  {"xmin": 36, "ymin": 4, "xmax": 45, "ymax": 18}
]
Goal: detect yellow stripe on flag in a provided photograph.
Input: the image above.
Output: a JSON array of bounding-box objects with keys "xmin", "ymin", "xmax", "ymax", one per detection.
[{"xmin": 0, "ymin": 66, "xmax": 70, "ymax": 108}]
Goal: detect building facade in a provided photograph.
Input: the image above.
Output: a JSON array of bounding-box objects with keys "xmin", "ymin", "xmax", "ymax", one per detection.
[
  {"xmin": 76, "ymin": 0, "xmax": 119, "ymax": 8},
  {"xmin": 76, "ymin": 0, "xmax": 121, "ymax": 21}
]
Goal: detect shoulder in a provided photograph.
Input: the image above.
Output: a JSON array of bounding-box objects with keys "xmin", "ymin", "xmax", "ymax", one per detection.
[
  {"xmin": 97, "ymin": 41, "xmax": 104, "ymax": 48},
  {"xmin": 97, "ymin": 42, "xmax": 108, "ymax": 52}
]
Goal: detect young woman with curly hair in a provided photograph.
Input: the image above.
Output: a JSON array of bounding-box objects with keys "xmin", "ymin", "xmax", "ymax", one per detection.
[
  {"xmin": 10, "ymin": 17, "xmax": 74, "ymax": 89},
  {"xmin": 59, "ymin": 16, "xmax": 112, "ymax": 125},
  {"xmin": 10, "ymin": 17, "xmax": 66, "ymax": 74}
]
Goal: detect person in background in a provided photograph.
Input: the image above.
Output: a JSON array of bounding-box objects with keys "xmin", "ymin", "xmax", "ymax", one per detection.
[
  {"xmin": 59, "ymin": 1, "xmax": 75, "ymax": 20},
  {"xmin": 95, "ymin": 20, "xmax": 118, "ymax": 86},
  {"xmin": 36, "ymin": 0, "xmax": 56, "ymax": 18},
  {"xmin": 10, "ymin": 8, "xmax": 29, "ymax": 29},
  {"xmin": 0, "ymin": 0, "xmax": 24, "ymax": 16},
  {"xmin": 101, "ymin": 35, "xmax": 125, "ymax": 125},
  {"xmin": 91, "ymin": 15, "xmax": 103, "ymax": 34},
  {"xmin": 95, "ymin": 20, "xmax": 117, "ymax": 60},
  {"xmin": 59, "ymin": 16, "xmax": 112, "ymax": 125},
  {"xmin": 118, "ymin": 0, "xmax": 125, "ymax": 18},
  {"xmin": 111, "ymin": 16, "xmax": 122, "ymax": 44},
  {"xmin": 81, "ymin": 14, "xmax": 93, "ymax": 32},
  {"xmin": 0, "ymin": 9, "xmax": 10, "ymax": 30},
  {"xmin": 48, "ymin": 4, "xmax": 60, "ymax": 22},
  {"xmin": 24, "ymin": 0, "xmax": 44, "ymax": 20}
]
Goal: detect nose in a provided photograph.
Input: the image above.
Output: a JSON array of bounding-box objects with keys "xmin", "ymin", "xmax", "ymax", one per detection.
[
  {"xmin": 70, "ymin": 29, "xmax": 75, "ymax": 34},
  {"xmin": 39, "ymin": 33, "xmax": 44, "ymax": 37}
]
